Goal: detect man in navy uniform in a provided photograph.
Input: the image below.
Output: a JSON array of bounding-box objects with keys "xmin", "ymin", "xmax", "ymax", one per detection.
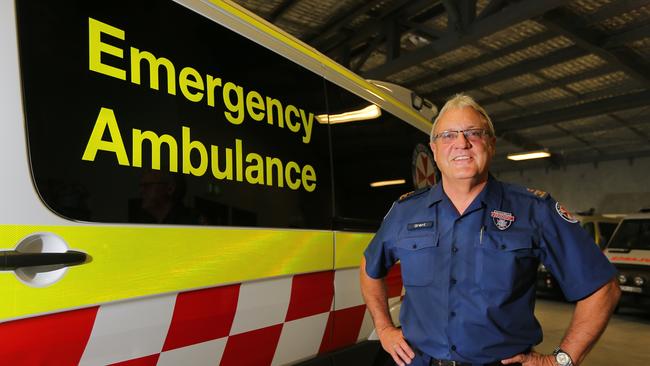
[{"xmin": 360, "ymin": 94, "xmax": 620, "ymax": 366}]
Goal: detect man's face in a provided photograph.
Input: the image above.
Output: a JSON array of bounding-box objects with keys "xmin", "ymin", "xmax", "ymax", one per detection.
[
  {"xmin": 139, "ymin": 171, "xmax": 173, "ymax": 210},
  {"xmin": 429, "ymin": 106, "xmax": 496, "ymax": 183}
]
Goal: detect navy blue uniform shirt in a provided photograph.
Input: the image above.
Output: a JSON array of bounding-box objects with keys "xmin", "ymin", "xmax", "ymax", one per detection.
[{"xmin": 364, "ymin": 175, "xmax": 616, "ymax": 364}]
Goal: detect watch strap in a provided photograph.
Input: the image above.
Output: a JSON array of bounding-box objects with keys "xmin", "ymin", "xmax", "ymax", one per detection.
[{"xmin": 552, "ymin": 347, "xmax": 574, "ymax": 366}]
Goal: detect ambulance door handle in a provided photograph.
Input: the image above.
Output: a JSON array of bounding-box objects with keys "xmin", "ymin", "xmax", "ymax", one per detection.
[{"xmin": 0, "ymin": 250, "xmax": 88, "ymax": 271}]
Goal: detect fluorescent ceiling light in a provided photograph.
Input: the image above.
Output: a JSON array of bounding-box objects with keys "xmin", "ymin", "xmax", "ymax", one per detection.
[
  {"xmin": 370, "ymin": 179, "xmax": 406, "ymax": 188},
  {"xmin": 507, "ymin": 150, "xmax": 551, "ymax": 161},
  {"xmin": 316, "ymin": 104, "xmax": 381, "ymax": 124}
]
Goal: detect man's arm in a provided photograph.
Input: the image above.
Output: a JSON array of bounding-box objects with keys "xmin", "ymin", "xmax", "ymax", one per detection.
[
  {"xmin": 360, "ymin": 256, "xmax": 414, "ymax": 366},
  {"xmin": 558, "ymin": 276, "xmax": 621, "ymax": 363},
  {"xmin": 502, "ymin": 277, "xmax": 621, "ymax": 365}
]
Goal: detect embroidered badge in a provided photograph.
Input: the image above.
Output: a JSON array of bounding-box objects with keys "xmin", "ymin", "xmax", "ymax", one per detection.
[
  {"xmin": 555, "ymin": 202, "xmax": 579, "ymax": 223},
  {"xmin": 407, "ymin": 221, "xmax": 433, "ymax": 230},
  {"xmin": 526, "ymin": 187, "xmax": 548, "ymax": 199},
  {"xmin": 491, "ymin": 210, "xmax": 515, "ymax": 230}
]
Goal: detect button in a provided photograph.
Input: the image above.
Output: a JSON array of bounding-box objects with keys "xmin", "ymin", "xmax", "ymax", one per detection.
[
  {"xmin": 450, "ymin": 311, "xmax": 456, "ymax": 317},
  {"xmin": 452, "ymin": 246, "xmax": 458, "ymax": 253},
  {"xmin": 450, "ymin": 278, "xmax": 457, "ymax": 285},
  {"xmin": 412, "ymin": 244, "xmax": 417, "ymax": 249},
  {"xmin": 500, "ymin": 244, "xmax": 507, "ymax": 250},
  {"xmin": 451, "ymin": 345, "xmax": 457, "ymax": 351}
]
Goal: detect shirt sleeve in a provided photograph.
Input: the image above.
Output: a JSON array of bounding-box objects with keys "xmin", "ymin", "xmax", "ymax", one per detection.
[
  {"xmin": 538, "ymin": 196, "xmax": 616, "ymax": 301},
  {"xmin": 363, "ymin": 202, "xmax": 399, "ymax": 279}
]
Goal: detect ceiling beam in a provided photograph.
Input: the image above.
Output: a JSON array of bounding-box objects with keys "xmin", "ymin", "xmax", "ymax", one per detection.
[
  {"xmin": 404, "ymin": 32, "xmax": 555, "ymax": 89},
  {"xmin": 458, "ymin": 0, "xmax": 477, "ymax": 30},
  {"xmin": 268, "ymin": 0, "xmax": 297, "ymax": 22},
  {"xmin": 385, "ymin": 18, "xmax": 402, "ymax": 61},
  {"xmin": 540, "ymin": 8, "xmax": 650, "ymax": 86},
  {"xmin": 325, "ymin": 1, "xmax": 443, "ymax": 58},
  {"xmin": 309, "ymin": 0, "xmax": 411, "ymax": 49},
  {"xmin": 608, "ymin": 113, "xmax": 650, "ymax": 144},
  {"xmin": 442, "ymin": 0, "xmax": 461, "ymax": 32},
  {"xmin": 551, "ymin": 124, "xmax": 605, "ymax": 155},
  {"xmin": 308, "ymin": 0, "xmax": 385, "ymax": 46},
  {"xmin": 603, "ymin": 22, "xmax": 650, "ymax": 48},
  {"xmin": 399, "ymin": 20, "xmax": 445, "ymax": 39},
  {"xmin": 585, "ymin": 0, "xmax": 650, "ymax": 25},
  {"xmin": 476, "ymin": 0, "xmax": 508, "ymax": 21},
  {"xmin": 478, "ymin": 65, "xmax": 619, "ymax": 107},
  {"xmin": 506, "ymin": 115, "xmax": 649, "ymax": 142},
  {"xmin": 404, "ymin": 0, "xmax": 446, "ymax": 23},
  {"xmin": 442, "ymin": 0, "xmax": 479, "ymax": 33},
  {"xmin": 426, "ymin": 46, "xmax": 588, "ymax": 102},
  {"xmin": 361, "ymin": 0, "xmax": 567, "ymax": 80},
  {"xmin": 494, "ymin": 83, "xmax": 641, "ymax": 121},
  {"xmin": 496, "ymin": 90, "xmax": 650, "ymax": 134},
  {"xmin": 351, "ymin": 33, "xmax": 386, "ymax": 72}
]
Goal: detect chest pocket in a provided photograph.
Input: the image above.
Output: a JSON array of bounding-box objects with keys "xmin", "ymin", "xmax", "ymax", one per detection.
[
  {"xmin": 395, "ymin": 233, "xmax": 439, "ymax": 287},
  {"xmin": 475, "ymin": 230, "xmax": 539, "ymax": 292}
]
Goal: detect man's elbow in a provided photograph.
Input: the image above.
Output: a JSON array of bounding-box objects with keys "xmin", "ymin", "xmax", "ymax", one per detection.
[{"xmin": 602, "ymin": 277, "xmax": 621, "ymax": 310}]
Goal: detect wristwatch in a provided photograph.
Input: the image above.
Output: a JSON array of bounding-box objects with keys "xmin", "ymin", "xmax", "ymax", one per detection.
[{"xmin": 552, "ymin": 347, "xmax": 574, "ymax": 366}]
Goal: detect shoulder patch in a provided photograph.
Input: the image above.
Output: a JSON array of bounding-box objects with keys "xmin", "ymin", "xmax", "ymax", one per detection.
[
  {"xmin": 398, "ymin": 186, "xmax": 430, "ymax": 203},
  {"xmin": 555, "ymin": 202, "xmax": 579, "ymax": 223},
  {"xmin": 526, "ymin": 187, "xmax": 548, "ymax": 199}
]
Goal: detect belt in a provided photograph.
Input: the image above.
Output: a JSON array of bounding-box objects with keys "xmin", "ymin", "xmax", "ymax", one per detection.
[
  {"xmin": 412, "ymin": 346, "xmax": 519, "ymax": 366},
  {"xmin": 428, "ymin": 359, "xmax": 508, "ymax": 366}
]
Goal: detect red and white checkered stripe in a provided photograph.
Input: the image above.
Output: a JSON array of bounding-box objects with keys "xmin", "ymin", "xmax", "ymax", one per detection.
[{"xmin": 0, "ymin": 266, "xmax": 403, "ymax": 366}]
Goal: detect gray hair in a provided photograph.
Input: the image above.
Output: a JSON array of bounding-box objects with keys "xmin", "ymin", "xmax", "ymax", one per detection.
[{"xmin": 430, "ymin": 93, "xmax": 495, "ymax": 142}]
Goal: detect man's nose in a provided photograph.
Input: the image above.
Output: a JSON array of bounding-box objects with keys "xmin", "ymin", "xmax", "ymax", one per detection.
[{"xmin": 453, "ymin": 131, "xmax": 472, "ymax": 146}]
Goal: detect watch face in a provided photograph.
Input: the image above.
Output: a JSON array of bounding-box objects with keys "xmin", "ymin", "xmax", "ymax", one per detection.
[{"xmin": 556, "ymin": 352, "xmax": 570, "ymax": 365}]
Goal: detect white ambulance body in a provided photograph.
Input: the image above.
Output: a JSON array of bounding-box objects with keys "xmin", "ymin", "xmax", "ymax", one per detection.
[
  {"xmin": 0, "ymin": 0, "xmax": 433, "ymax": 364},
  {"xmin": 605, "ymin": 213, "xmax": 650, "ymax": 310}
]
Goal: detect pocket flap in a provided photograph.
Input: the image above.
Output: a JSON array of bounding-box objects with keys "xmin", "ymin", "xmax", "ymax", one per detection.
[
  {"xmin": 485, "ymin": 231, "xmax": 533, "ymax": 251},
  {"xmin": 396, "ymin": 234, "xmax": 439, "ymax": 251}
]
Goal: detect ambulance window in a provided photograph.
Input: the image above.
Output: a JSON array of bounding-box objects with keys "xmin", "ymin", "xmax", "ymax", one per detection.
[
  {"xmin": 327, "ymin": 81, "xmax": 431, "ymax": 231},
  {"xmin": 608, "ymin": 219, "xmax": 650, "ymax": 250},
  {"xmin": 17, "ymin": 0, "xmax": 332, "ymax": 229},
  {"xmin": 599, "ymin": 222, "xmax": 618, "ymax": 245}
]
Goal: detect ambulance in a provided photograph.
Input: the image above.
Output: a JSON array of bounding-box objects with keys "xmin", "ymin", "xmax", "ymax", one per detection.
[
  {"xmin": 605, "ymin": 213, "xmax": 650, "ymax": 311},
  {"xmin": 0, "ymin": 0, "xmax": 436, "ymax": 364}
]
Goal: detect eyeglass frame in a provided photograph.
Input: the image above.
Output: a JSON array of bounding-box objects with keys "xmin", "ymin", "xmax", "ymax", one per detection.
[{"xmin": 431, "ymin": 128, "xmax": 493, "ymax": 143}]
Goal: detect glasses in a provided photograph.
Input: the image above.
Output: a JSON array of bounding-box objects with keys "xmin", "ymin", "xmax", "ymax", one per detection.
[{"xmin": 432, "ymin": 128, "xmax": 492, "ymax": 144}]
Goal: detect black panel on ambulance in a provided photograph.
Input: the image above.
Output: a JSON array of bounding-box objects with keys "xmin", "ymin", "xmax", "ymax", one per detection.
[{"xmin": 17, "ymin": 0, "xmax": 332, "ymax": 229}]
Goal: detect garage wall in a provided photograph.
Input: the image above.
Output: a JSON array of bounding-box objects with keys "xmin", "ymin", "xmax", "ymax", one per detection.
[{"xmin": 494, "ymin": 156, "xmax": 650, "ymax": 215}]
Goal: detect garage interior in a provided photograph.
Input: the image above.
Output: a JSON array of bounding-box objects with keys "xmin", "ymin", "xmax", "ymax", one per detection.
[{"xmin": 231, "ymin": 0, "xmax": 650, "ymax": 364}]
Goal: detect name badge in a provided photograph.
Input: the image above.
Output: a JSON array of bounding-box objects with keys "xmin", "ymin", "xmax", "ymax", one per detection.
[{"xmin": 407, "ymin": 221, "xmax": 433, "ymax": 230}]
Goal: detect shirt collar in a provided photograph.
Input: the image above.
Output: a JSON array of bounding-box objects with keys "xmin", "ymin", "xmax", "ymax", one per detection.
[
  {"xmin": 427, "ymin": 182, "xmax": 445, "ymax": 207},
  {"xmin": 427, "ymin": 174, "xmax": 502, "ymax": 209},
  {"xmin": 480, "ymin": 174, "xmax": 503, "ymax": 209}
]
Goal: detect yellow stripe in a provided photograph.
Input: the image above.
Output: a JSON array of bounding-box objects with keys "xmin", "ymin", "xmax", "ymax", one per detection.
[
  {"xmin": 0, "ymin": 225, "xmax": 332, "ymax": 321},
  {"xmin": 334, "ymin": 231, "xmax": 373, "ymax": 269},
  {"xmin": 208, "ymin": 0, "xmax": 432, "ymax": 130}
]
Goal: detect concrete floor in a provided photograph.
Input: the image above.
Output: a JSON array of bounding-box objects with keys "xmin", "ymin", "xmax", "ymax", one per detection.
[{"xmin": 535, "ymin": 298, "xmax": 650, "ymax": 365}]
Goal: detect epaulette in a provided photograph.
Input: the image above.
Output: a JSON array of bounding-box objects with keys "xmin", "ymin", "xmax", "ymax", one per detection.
[
  {"xmin": 398, "ymin": 186, "xmax": 430, "ymax": 203},
  {"xmin": 526, "ymin": 187, "xmax": 549, "ymax": 199}
]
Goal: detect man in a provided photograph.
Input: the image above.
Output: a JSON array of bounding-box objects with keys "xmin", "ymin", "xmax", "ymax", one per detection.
[
  {"xmin": 133, "ymin": 169, "xmax": 196, "ymax": 224},
  {"xmin": 360, "ymin": 94, "xmax": 620, "ymax": 366}
]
